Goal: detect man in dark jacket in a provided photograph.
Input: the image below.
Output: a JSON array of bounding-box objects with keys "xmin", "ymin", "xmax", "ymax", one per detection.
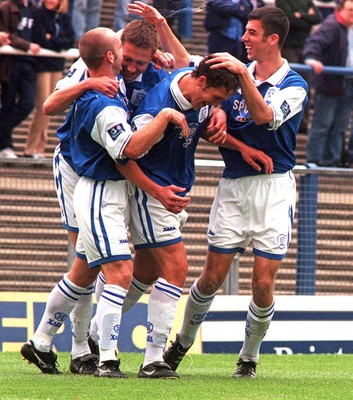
[
  {"xmin": 0, "ymin": 0, "xmax": 41, "ymax": 158},
  {"xmin": 276, "ymin": 0, "xmax": 322, "ymax": 133},
  {"xmin": 276, "ymin": 0, "xmax": 322, "ymax": 62},
  {"xmin": 303, "ymin": 0, "xmax": 353, "ymax": 167},
  {"xmin": 204, "ymin": 0, "xmax": 253, "ymax": 63}
]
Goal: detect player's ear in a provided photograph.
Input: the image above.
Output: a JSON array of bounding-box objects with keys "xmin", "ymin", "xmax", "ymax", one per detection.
[
  {"xmin": 197, "ymin": 75, "xmax": 207, "ymax": 88},
  {"xmin": 107, "ymin": 50, "xmax": 115, "ymax": 64}
]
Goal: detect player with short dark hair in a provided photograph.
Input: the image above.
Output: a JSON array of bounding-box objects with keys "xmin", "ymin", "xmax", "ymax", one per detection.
[{"xmin": 164, "ymin": 6, "xmax": 308, "ymax": 379}]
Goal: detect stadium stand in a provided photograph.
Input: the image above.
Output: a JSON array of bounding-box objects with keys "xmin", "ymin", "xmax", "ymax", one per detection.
[{"xmin": 1, "ymin": 0, "xmax": 352, "ymax": 295}]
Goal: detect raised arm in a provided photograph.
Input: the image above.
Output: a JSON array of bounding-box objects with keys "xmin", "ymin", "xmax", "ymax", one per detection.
[
  {"xmin": 128, "ymin": 1, "xmax": 191, "ymax": 69},
  {"xmin": 206, "ymin": 52, "xmax": 274, "ymax": 125}
]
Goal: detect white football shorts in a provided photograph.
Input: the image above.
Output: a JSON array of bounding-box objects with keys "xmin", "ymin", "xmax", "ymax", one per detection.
[
  {"xmin": 208, "ymin": 171, "xmax": 296, "ymax": 260},
  {"xmin": 74, "ymin": 177, "xmax": 131, "ymax": 268},
  {"xmin": 53, "ymin": 145, "xmax": 80, "ymax": 232},
  {"xmin": 129, "ymin": 185, "xmax": 188, "ymax": 250}
]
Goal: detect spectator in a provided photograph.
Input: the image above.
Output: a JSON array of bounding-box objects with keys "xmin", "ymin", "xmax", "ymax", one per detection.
[
  {"xmin": 153, "ymin": 0, "xmax": 187, "ymax": 39},
  {"xmin": 313, "ymin": 0, "xmax": 338, "ymax": 20},
  {"xmin": 204, "ymin": 0, "xmax": 253, "ymax": 63},
  {"xmin": 71, "ymin": 0, "xmax": 101, "ymax": 43},
  {"xmin": 276, "ymin": 0, "xmax": 322, "ymax": 133},
  {"xmin": 0, "ymin": 31, "xmax": 10, "ymax": 45},
  {"xmin": 304, "ymin": 0, "xmax": 353, "ymax": 167},
  {"xmin": 113, "ymin": 0, "xmax": 131, "ymax": 31},
  {"xmin": 23, "ymin": 0, "xmax": 75, "ymax": 158},
  {"xmin": 341, "ymin": 25, "xmax": 353, "ymax": 166},
  {"xmin": 0, "ymin": 0, "xmax": 41, "ymax": 159},
  {"xmin": 113, "ymin": 0, "xmax": 148, "ymax": 32},
  {"xmin": 276, "ymin": 0, "xmax": 322, "ymax": 63}
]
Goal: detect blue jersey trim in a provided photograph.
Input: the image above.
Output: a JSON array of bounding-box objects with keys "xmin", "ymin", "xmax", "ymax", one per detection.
[
  {"xmin": 208, "ymin": 245, "xmax": 245, "ymax": 254},
  {"xmin": 75, "ymin": 251, "xmax": 87, "ymax": 260},
  {"xmin": 63, "ymin": 224, "xmax": 79, "ymax": 233},
  {"xmin": 134, "ymin": 236, "xmax": 183, "ymax": 250},
  {"xmin": 88, "ymin": 254, "xmax": 132, "ymax": 269},
  {"xmin": 253, "ymin": 248, "xmax": 286, "ymax": 260}
]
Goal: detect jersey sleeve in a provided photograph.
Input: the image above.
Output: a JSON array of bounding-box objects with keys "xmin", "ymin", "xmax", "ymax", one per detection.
[
  {"xmin": 131, "ymin": 113, "xmax": 154, "ymax": 130},
  {"xmin": 92, "ymin": 106, "xmax": 133, "ymax": 161},
  {"xmin": 55, "ymin": 57, "xmax": 87, "ymax": 90},
  {"xmin": 266, "ymin": 85, "xmax": 307, "ymax": 131}
]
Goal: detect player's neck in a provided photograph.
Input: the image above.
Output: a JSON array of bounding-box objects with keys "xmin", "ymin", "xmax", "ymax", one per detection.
[
  {"xmin": 88, "ymin": 65, "xmax": 117, "ymax": 81},
  {"xmin": 253, "ymin": 54, "xmax": 284, "ymax": 82},
  {"xmin": 177, "ymin": 72, "xmax": 193, "ymax": 102}
]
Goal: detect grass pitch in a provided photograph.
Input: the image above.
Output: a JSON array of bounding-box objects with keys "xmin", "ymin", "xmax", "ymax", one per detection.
[{"xmin": 1, "ymin": 352, "xmax": 352, "ymax": 400}]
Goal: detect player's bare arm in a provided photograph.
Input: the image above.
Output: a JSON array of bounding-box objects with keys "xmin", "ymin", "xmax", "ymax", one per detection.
[
  {"xmin": 204, "ymin": 107, "xmax": 227, "ymax": 145},
  {"xmin": 206, "ymin": 52, "xmax": 274, "ymax": 125},
  {"xmin": 124, "ymin": 108, "xmax": 190, "ymax": 159},
  {"xmin": 115, "ymin": 160, "xmax": 191, "ymax": 214},
  {"xmin": 128, "ymin": 1, "xmax": 190, "ymax": 69},
  {"xmin": 43, "ymin": 76, "xmax": 119, "ymax": 115}
]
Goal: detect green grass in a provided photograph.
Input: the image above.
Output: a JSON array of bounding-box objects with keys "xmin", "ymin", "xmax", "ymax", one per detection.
[{"xmin": 1, "ymin": 352, "xmax": 352, "ymax": 400}]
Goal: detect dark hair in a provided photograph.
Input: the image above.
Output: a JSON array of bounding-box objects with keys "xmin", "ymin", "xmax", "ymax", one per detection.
[
  {"xmin": 248, "ymin": 6, "xmax": 289, "ymax": 48},
  {"xmin": 121, "ymin": 20, "xmax": 158, "ymax": 54},
  {"xmin": 191, "ymin": 55, "xmax": 239, "ymax": 94},
  {"xmin": 337, "ymin": 0, "xmax": 353, "ymax": 10}
]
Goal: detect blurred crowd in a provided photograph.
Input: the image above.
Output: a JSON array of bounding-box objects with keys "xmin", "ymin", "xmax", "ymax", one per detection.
[{"xmin": 0, "ymin": 0, "xmax": 352, "ymax": 167}]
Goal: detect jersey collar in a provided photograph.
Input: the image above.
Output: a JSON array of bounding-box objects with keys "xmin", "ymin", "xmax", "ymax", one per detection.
[
  {"xmin": 170, "ymin": 71, "xmax": 193, "ymax": 111},
  {"xmin": 247, "ymin": 59, "xmax": 291, "ymax": 87}
]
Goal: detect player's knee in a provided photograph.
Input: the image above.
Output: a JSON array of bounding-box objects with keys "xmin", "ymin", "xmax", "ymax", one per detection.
[{"xmin": 198, "ymin": 272, "xmax": 223, "ymax": 296}]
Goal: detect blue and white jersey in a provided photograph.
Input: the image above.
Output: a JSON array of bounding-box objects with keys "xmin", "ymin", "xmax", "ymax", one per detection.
[
  {"xmin": 125, "ymin": 62, "xmax": 169, "ymax": 116},
  {"xmin": 56, "ymin": 66, "xmax": 88, "ymax": 170},
  {"xmin": 70, "ymin": 89, "xmax": 132, "ymax": 181},
  {"xmin": 221, "ymin": 59, "xmax": 308, "ymax": 179},
  {"xmin": 132, "ymin": 68, "xmax": 212, "ymax": 195},
  {"xmin": 55, "ymin": 57, "xmax": 88, "ymax": 90}
]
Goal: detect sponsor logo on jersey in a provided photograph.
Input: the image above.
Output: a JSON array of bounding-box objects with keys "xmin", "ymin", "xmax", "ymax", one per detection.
[
  {"xmin": 280, "ymin": 100, "xmax": 291, "ymax": 119},
  {"xmin": 108, "ymin": 124, "xmax": 125, "ymax": 140},
  {"xmin": 232, "ymin": 99, "xmax": 251, "ymax": 122},
  {"xmin": 207, "ymin": 229, "xmax": 215, "ymax": 236},
  {"xmin": 119, "ymin": 239, "xmax": 129, "ymax": 244},
  {"xmin": 182, "ymin": 123, "xmax": 198, "ymax": 148},
  {"xmin": 113, "ymin": 324, "xmax": 120, "ymax": 334}
]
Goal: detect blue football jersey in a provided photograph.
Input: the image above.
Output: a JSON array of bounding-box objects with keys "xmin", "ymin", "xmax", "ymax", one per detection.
[
  {"xmin": 220, "ymin": 60, "xmax": 308, "ymax": 179},
  {"xmin": 132, "ymin": 68, "xmax": 212, "ymax": 195},
  {"xmin": 69, "ymin": 89, "xmax": 132, "ymax": 181},
  {"xmin": 125, "ymin": 62, "xmax": 169, "ymax": 116}
]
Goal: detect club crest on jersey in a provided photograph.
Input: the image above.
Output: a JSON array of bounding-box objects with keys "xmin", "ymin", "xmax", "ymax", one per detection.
[
  {"xmin": 108, "ymin": 123, "xmax": 125, "ymax": 140},
  {"xmin": 198, "ymin": 106, "xmax": 209, "ymax": 123},
  {"xmin": 130, "ymin": 89, "xmax": 146, "ymax": 107},
  {"xmin": 277, "ymin": 234, "xmax": 287, "ymax": 249},
  {"xmin": 280, "ymin": 100, "xmax": 291, "ymax": 119},
  {"xmin": 265, "ymin": 87, "xmax": 277, "ymax": 100}
]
